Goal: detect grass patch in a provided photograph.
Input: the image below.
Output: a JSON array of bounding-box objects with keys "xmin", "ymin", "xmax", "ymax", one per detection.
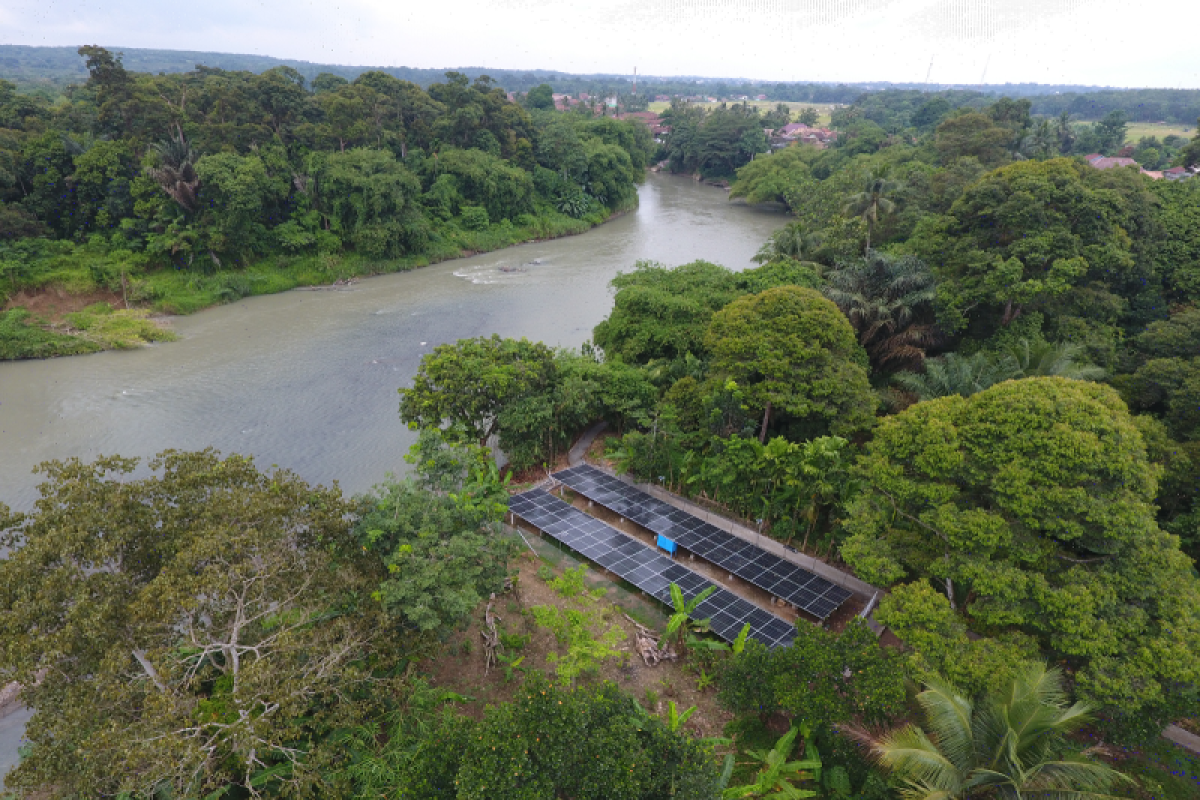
[
  {"xmin": 1113, "ymin": 737, "xmax": 1200, "ymax": 800},
  {"xmin": 0, "ymin": 308, "xmax": 101, "ymax": 359},
  {"xmin": 63, "ymin": 303, "xmax": 176, "ymax": 350},
  {"xmin": 1126, "ymin": 122, "xmax": 1194, "ymax": 144}
]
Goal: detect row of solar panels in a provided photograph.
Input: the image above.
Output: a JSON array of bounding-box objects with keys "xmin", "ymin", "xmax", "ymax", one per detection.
[
  {"xmin": 508, "ymin": 489, "xmax": 798, "ymax": 649},
  {"xmin": 552, "ymin": 464, "xmax": 853, "ymax": 621}
]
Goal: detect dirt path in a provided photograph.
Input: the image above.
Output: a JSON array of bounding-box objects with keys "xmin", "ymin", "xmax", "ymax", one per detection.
[{"xmin": 1164, "ymin": 724, "xmax": 1200, "ymax": 755}]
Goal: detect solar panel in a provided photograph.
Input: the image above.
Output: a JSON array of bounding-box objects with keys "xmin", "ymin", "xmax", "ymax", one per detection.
[
  {"xmin": 552, "ymin": 465, "xmax": 854, "ymax": 620},
  {"xmin": 509, "ymin": 488, "xmax": 796, "ymax": 649}
]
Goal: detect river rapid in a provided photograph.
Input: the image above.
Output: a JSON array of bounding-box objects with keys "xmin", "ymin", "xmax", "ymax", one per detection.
[{"xmin": 0, "ymin": 173, "xmax": 785, "ymax": 514}]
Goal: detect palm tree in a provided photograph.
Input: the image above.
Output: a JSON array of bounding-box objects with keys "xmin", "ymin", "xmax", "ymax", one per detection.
[
  {"xmin": 843, "ymin": 166, "xmax": 900, "ymax": 252},
  {"xmin": 1056, "ymin": 111, "xmax": 1076, "ymax": 155},
  {"xmin": 148, "ymin": 131, "xmax": 200, "ymax": 212},
  {"xmin": 823, "ymin": 251, "xmax": 940, "ymax": 373},
  {"xmin": 892, "ymin": 351, "xmax": 1006, "ymax": 401},
  {"xmin": 857, "ymin": 663, "xmax": 1130, "ymax": 800},
  {"xmin": 1001, "ymin": 339, "xmax": 1106, "ymax": 381},
  {"xmin": 752, "ymin": 221, "xmax": 823, "ymax": 265},
  {"xmin": 894, "ymin": 340, "xmax": 1105, "ymax": 402},
  {"xmin": 1021, "ymin": 119, "xmax": 1057, "ymax": 161}
]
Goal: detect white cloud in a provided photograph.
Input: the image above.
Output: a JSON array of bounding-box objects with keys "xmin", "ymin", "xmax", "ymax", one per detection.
[{"xmin": 3, "ymin": 0, "xmax": 1198, "ymax": 87}]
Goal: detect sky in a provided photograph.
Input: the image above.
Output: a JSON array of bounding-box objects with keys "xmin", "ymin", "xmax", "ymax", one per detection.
[{"xmin": 3, "ymin": 0, "xmax": 1199, "ymax": 88}]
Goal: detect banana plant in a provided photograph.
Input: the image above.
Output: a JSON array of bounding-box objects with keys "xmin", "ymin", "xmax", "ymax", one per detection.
[
  {"xmin": 496, "ymin": 650, "xmax": 526, "ymax": 683},
  {"xmin": 665, "ymin": 700, "xmax": 697, "ymax": 732},
  {"xmin": 730, "ymin": 622, "xmax": 752, "ymax": 655},
  {"xmin": 666, "ymin": 582, "xmax": 716, "ymax": 645},
  {"xmin": 688, "ymin": 621, "xmax": 752, "ymax": 655},
  {"xmin": 723, "ymin": 725, "xmax": 822, "ymax": 799}
]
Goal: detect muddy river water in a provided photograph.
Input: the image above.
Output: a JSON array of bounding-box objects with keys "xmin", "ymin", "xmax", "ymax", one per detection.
[
  {"xmin": 0, "ymin": 173, "xmax": 785, "ymax": 513},
  {"xmin": 0, "ymin": 172, "xmax": 786, "ymax": 778}
]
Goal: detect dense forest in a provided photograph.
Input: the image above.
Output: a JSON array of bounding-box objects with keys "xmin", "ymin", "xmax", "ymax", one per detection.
[
  {"xmin": 2, "ymin": 45, "xmax": 1200, "ymax": 800},
  {"xmin": 0, "ymin": 46, "xmax": 654, "ymax": 357},
  {"xmin": 383, "ymin": 90, "xmax": 1200, "ymax": 796}
]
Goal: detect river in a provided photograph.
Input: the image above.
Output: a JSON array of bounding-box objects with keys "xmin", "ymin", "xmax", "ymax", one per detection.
[
  {"xmin": 0, "ymin": 172, "xmax": 785, "ymax": 513},
  {"xmin": 0, "ymin": 173, "xmax": 782, "ymax": 778}
]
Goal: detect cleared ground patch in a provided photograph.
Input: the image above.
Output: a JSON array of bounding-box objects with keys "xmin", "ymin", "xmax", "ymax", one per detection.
[
  {"xmin": 1125, "ymin": 120, "xmax": 1194, "ymax": 144},
  {"xmin": 647, "ymin": 100, "xmax": 839, "ymax": 126}
]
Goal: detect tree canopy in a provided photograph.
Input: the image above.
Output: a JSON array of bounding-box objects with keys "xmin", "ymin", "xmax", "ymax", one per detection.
[
  {"xmin": 705, "ymin": 286, "xmax": 877, "ymax": 440},
  {"xmin": 399, "ymin": 334, "xmax": 556, "ymax": 444},
  {"xmin": 841, "ymin": 377, "xmax": 1200, "ymax": 738},
  {"xmin": 0, "ymin": 449, "xmax": 403, "ymax": 798}
]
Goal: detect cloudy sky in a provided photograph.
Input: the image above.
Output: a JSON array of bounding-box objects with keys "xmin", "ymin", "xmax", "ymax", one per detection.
[{"xmin": 4, "ymin": 0, "xmax": 1198, "ymax": 88}]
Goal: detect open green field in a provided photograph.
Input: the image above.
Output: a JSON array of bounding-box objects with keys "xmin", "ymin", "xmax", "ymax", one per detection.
[
  {"xmin": 647, "ymin": 100, "xmax": 838, "ymax": 126},
  {"xmin": 1126, "ymin": 121, "xmax": 1194, "ymax": 143}
]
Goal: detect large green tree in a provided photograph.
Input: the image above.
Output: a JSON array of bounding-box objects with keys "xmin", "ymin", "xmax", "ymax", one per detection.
[
  {"xmin": 841, "ymin": 377, "xmax": 1200, "ymax": 739},
  {"xmin": 934, "ymin": 112, "xmax": 1012, "ymax": 167},
  {"xmin": 704, "ymin": 286, "xmax": 877, "ymax": 441},
  {"xmin": 0, "ymin": 450, "xmax": 402, "ymax": 798},
  {"xmin": 356, "ymin": 429, "xmax": 517, "ymax": 632},
  {"xmin": 316, "ymin": 147, "xmax": 427, "ymax": 258},
  {"xmin": 399, "ymin": 334, "xmax": 557, "ymax": 444},
  {"xmin": 593, "ymin": 260, "xmax": 743, "ymax": 364},
  {"xmin": 729, "ymin": 147, "xmax": 813, "ymax": 208},
  {"xmin": 907, "ymin": 158, "xmax": 1149, "ymax": 346},
  {"xmin": 194, "ymin": 147, "xmax": 290, "ymax": 261}
]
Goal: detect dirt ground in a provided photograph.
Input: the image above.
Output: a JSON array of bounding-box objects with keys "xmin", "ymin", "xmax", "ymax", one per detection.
[
  {"xmin": 419, "ymin": 543, "xmax": 737, "ymax": 740},
  {"xmin": 4, "ymin": 287, "xmax": 128, "ymax": 322}
]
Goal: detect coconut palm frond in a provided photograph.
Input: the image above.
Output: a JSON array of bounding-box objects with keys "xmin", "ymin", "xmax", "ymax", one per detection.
[
  {"xmin": 872, "ymin": 663, "xmax": 1129, "ymax": 800},
  {"xmin": 823, "ymin": 251, "xmax": 940, "ymax": 373},
  {"xmin": 1001, "ymin": 339, "xmax": 1106, "ymax": 381},
  {"xmin": 148, "ymin": 133, "xmax": 201, "ymax": 212},
  {"xmin": 876, "ymin": 724, "xmax": 965, "ymax": 795}
]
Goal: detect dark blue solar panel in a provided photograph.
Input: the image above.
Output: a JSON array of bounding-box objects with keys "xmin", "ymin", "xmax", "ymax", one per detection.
[
  {"xmin": 509, "ymin": 488, "xmax": 796, "ymax": 648},
  {"xmin": 552, "ymin": 466, "xmax": 854, "ymax": 620}
]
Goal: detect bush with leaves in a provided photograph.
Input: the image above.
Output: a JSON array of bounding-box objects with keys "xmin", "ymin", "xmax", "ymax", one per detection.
[
  {"xmin": 394, "ymin": 674, "xmax": 723, "ymax": 800},
  {"xmin": 718, "ymin": 619, "xmax": 904, "ymax": 732},
  {"xmin": 356, "ymin": 428, "xmax": 517, "ymax": 633}
]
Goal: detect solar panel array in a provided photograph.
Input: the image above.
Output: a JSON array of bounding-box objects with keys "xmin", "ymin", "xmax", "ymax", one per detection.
[
  {"xmin": 509, "ymin": 489, "xmax": 797, "ymax": 649},
  {"xmin": 552, "ymin": 465, "xmax": 854, "ymax": 620}
]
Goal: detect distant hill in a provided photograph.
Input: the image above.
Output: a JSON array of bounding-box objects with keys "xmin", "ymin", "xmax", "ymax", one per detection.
[
  {"xmin": 0, "ymin": 44, "xmax": 1118, "ymax": 96},
  {"xmin": 0, "ymin": 44, "xmax": 570, "ymax": 92},
  {"xmin": 4, "ymin": 44, "xmax": 1196, "ymax": 122}
]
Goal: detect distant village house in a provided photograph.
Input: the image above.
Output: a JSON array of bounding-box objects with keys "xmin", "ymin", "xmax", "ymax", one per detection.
[{"xmin": 1083, "ymin": 153, "xmax": 1195, "ymax": 180}]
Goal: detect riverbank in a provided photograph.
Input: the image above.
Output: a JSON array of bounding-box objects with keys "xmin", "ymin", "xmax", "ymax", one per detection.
[{"xmin": 1, "ymin": 201, "xmax": 635, "ymax": 361}]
